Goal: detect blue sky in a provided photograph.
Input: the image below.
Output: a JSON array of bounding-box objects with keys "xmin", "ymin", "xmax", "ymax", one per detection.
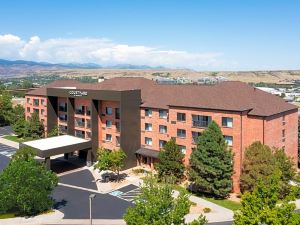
[{"xmin": 0, "ymin": 0, "xmax": 299, "ymax": 71}]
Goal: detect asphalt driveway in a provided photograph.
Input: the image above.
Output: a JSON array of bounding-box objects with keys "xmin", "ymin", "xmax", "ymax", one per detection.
[{"xmin": 53, "ymin": 169, "xmax": 134, "ymax": 219}]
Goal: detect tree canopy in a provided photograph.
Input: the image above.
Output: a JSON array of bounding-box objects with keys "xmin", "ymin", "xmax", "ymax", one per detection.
[
  {"xmin": 234, "ymin": 173, "xmax": 300, "ymax": 225},
  {"xmin": 123, "ymin": 176, "xmax": 207, "ymax": 225},
  {"xmin": 189, "ymin": 121, "xmax": 233, "ymax": 198},
  {"xmin": 0, "ymin": 147, "xmax": 58, "ymax": 216},
  {"xmin": 94, "ymin": 148, "xmax": 126, "ymax": 181},
  {"xmin": 240, "ymin": 141, "xmax": 296, "ymax": 194},
  {"xmin": 156, "ymin": 138, "xmax": 185, "ymax": 183}
]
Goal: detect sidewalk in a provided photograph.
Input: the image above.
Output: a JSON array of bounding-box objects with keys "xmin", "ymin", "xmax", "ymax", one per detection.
[{"xmin": 0, "ymin": 136, "xmax": 19, "ymax": 149}]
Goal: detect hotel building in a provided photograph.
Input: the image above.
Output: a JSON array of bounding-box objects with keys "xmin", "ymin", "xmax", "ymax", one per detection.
[{"xmin": 25, "ymin": 77, "xmax": 298, "ymax": 192}]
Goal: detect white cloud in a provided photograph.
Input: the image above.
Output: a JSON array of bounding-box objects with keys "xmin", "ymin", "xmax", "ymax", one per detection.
[{"xmin": 0, "ymin": 34, "xmax": 227, "ymax": 70}]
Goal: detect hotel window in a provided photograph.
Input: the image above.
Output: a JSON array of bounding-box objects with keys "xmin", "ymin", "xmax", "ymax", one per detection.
[
  {"xmin": 106, "ymin": 134, "xmax": 112, "ymax": 142},
  {"xmin": 33, "ymin": 99, "xmax": 39, "ymax": 106},
  {"xmin": 159, "ymin": 109, "xmax": 168, "ymax": 119},
  {"xmin": 177, "ymin": 113, "xmax": 186, "ymax": 122},
  {"xmin": 192, "ymin": 115, "xmax": 212, "ymax": 128},
  {"xmin": 177, "ymin": 129, "xmax": 186, "ymax": 138},
  {"xmin": 145, "ymin": 123, "xmax": 152, "ymax": 131},
  {"xmin": 224, "ymin": 135, "xmax": 233, "ymax": 146},
  {"xmin": 106, "ymin": 120, "xmax": 113, "ymax": 128},
  {"xmin": 41, "ymin": 109, "xmax": 45, "ymax": 115},
  {"xmin": 159, "ymin": 125, "xmax": 167, "ymax": 134},
  {"xmin": 282, "ymin": 129, "xmax": 285, "ymax": 142},
  {"xmin": 59, "ymin": 102, "xmax": 67, "ymax": 112},
  {"xmin": 75, "ymin": 130, "xmax": 85, "ymax": 138},
  {"xmin": 145, "ymin": 108, "xmax": 152, "ymax": 117},
  {"xmin": 282, "ymin": 115, "xmax": 286, "ymax": 125},
  {"xmin": 27, "ymin": 98, "xmax": 30, "ymax": 103},
  {"xmin": 178, "ymin": 145, "xmax": 186, "ymax": 154},
  {"xmin": 116, "ymin": 122, "xmax": 121, "ymax": 132},
  {"xmin": 86, "ymin": 107, "xmax": 91, "ymax": 116},
  {"xmin": 75, "ymin": 106, "xmax": 85, "ymax": 115},
  {"xmin": 106, "ymin": 107, "xmax": 113, "ymax": 115},
  {"xmin": 41, "ymin": 99, "xmax": 45, "ymax": 106},
  {"xmin": 159, "ymin": 140, "xmax": 167, "ymax": 148},
  {"xmin": 145, "ymin": 137, "xmax": 152, "ymax": 146},
  {"xmin": 222, "ymin": 117, "xmax": 233, "ymax": 128},
  {"xmin": 192, "ymin": 131, "xmax": 201, "ymax": 144},
  {"xmin": 115, "ymin": 108, "xmax": 120, "ymax": 119},
  {"xmin": 33, "ymin": 108, "xmax": 39, "ymax": 114},
  {"xmin": 27, "ymin": 107, "xmax": 30, "ymax": 113},
  {"xmin": 116, "ymin": 136, "xmax": 120, "ymax": 146}
]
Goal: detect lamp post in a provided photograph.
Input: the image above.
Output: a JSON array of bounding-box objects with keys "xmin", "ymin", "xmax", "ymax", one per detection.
[{"xmin": 89, "ymin": 194, "xmax": 96, "ymax": 225}]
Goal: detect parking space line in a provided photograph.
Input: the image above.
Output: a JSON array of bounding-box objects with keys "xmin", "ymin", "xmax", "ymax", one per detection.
[{"xmin": 109, "ymin": 187, "xmax": 140, "ymax": 202}]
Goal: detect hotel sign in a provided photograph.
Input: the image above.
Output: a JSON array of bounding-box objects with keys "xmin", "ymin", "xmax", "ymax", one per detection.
[{"xmin": 69, "ymin": 90, "xmax": 88, "ymax": 97}]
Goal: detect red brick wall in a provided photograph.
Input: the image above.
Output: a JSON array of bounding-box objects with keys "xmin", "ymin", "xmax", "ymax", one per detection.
[
  {"xmin": 99, "ymin": 100, "xmax": 121, "ymax": 150},
  {"xmin": 25, "ymin": 96, "xmax": 48, "ymax": 132}
]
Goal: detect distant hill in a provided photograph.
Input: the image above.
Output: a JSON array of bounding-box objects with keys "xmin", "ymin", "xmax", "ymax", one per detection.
[
  {"xmin": 0, "ymin": 59, "xmax": 300, "ymax": 84},
  {"xmin": 0, "ymin": 59, "xmax": 166, "ymax": 76}
]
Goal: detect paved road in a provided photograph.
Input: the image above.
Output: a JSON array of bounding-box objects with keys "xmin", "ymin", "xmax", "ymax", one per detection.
[
  {"xmin": 0, "ymin": 126, "xmax": 13, "ymax": 137},
  {"xmin": 0, "ymin": 142, "xmax": 17, "ymax": 171},
  {"xmin": 53, "ymin": 169, "xmax": 134, "ymax": 219}
]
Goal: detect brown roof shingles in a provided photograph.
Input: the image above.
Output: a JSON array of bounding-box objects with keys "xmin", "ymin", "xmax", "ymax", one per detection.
[{"xmin": 26, "ymin": 77, "xmax": 297, "ymax": 117}]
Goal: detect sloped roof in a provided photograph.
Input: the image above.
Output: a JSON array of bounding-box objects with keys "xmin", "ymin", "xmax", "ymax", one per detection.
[{"xmin": 26, "ymin": 77, "xmax": 298, "ymax": 117}]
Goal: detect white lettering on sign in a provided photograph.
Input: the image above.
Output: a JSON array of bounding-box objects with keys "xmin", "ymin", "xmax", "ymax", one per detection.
[{"xmin": 69, "ymin": 90, "xmax": 88, "ymax": 97}]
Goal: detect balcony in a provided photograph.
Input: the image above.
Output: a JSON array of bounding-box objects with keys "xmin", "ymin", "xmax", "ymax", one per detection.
[
  {"xmin": 59, "ymin": 106, "xmax": 67, "ymax": 112},
  {"xmin": 192, "ymin": 120, "xmax": 210, "ymax": 128},
  {"xmin": 75, "ymin": 108, "xmax": 85, "ymax": 115},
  {"xmin": 75, "ymin": 120, "xmax": 85, "ymax": 128}
]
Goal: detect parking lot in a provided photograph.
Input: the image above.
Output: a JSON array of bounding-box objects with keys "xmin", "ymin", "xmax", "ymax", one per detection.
[{"xmin": 0, "ymin": 143, "xmax": 17, "ymax": 171}]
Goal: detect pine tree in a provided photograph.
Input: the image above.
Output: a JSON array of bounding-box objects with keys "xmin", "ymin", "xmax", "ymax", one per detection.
[
  {"xmin": 188, "ymin": 121, "xmax": 233, "ymax": 198},
  {"xmin": 156, "ymin": 138, "xmax": 185, "ymax": 183},
  {"xmin": 25, "ymin": 112, "xmax": 44, "ymax": 139}
]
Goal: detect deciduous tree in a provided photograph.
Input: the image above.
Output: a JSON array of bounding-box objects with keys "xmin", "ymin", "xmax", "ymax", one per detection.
[
  {"xmin": 25, "ymin": 112, "xmax": 44, "ymax": 138},
  {"xmin": 0, "ymin": 147, "xmax": 58, "ymax": 216},
  {"xmin": 240, "ymin": 142, "xmax": 296, "ymax": 194},
  {"xmin": 189, "ymin": 121, "xmax": 233, "ymax": 198},
  {"xmin": 123, "ymin": 176, "xmax": 207, "ymax": 225},
  {"xmin": 234, "ymin": 173, "xmax": 300, "ymax": 225},
  {"xmin": 94, "ymin": 148, "xmax": 126, "ymax": 181}
]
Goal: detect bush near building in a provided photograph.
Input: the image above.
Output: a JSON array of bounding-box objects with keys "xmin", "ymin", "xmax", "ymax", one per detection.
[
  {"xmin": 189, "ymin": 121, "xmax": 234, "ymax": 199},
  {"xmin": 0, "ymin": 147, "xmax": 58, "ymax": 216},
  {"xmin": 123, "ymin": 176, "xmax": 207, "ymax": 225},
  {"xmin": 94, "ymin": 148, "xmax": 126, "ymax": 181},
  {"xmin": 240, "ymin": 141, "xmax": 296, "ymax": 195},
  {"xmin": 234, "ymin": 173, "xmax": 300, "ymax": 224},
  {"xmin": 156, "ymin": 138, "xmax": 185, "ymax": 183}
]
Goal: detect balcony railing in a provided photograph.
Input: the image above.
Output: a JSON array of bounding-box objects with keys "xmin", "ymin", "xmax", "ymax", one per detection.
[
  {"xmin": 59, "ymin": 106, "xmax": 67, "ymax": 112},
  {"xmin": 75, "ymin": 121, "xmax": 85, "ymax": 128},
  {"xmin": 75, "ymin": 109, "xmax": 85, "ymax": 115},
  {"xmin": 192, "ymin": 120, "xmax": 210, "ymax": 128}
]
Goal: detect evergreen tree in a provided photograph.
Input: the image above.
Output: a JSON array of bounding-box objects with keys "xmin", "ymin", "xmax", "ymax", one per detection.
[
  {"xmin": 156, "ymin": 138, "xmax": 185, "ymax": 183},
  {"xmin": 25, "ymin": 112, "xmax": 44, "ymax": 138},
  {"xmin": 189, "ymin": 121, "xmax": 233, "ymax": 198},
  {"xmin": 13, "ymin": 117, "xmax": 27, "ymax": 137},
  {"xmin": 10, "ymin": 104, "xmax": 25, "ymax": 125},
  {"xmin": 298, "ymin": 116, "xmax": 300, "ymax": 167}
]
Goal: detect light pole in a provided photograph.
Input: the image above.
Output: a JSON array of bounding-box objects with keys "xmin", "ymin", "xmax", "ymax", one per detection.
[{"xmin": 89, "ymin": 194, "xmax": 96, "ymax": 225}]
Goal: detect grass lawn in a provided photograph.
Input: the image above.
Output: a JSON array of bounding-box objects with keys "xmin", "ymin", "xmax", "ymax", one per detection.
[
  {"xmin": 0, "ymin": 213, "xmax": 16, "ymax": 219},
  {"xmin": 173, "ymin": 185, "xmax": 241, "ymax": 211},
  {"xmin": 3, "ymin": 135, "xmax": 33, "ymax": 143},
  {"xmin": 201, "ymin": 196, "xmax": 241, "ymax": 211}
]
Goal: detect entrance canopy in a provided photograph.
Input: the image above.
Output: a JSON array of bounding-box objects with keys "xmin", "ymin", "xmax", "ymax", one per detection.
[
  {"xmin": 22, "ymin": 135, "xmax": 92, "ymax": 158},
  {"xmin": 136, "ymin": 148, "xmax": 159, "ymax": 158}
]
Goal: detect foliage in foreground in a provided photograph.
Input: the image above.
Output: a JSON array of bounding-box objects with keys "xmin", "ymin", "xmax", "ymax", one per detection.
[
  {"xmin": 123, "ymin": 176, "xmax": 207, "ymax": 225},
  {"xmin": 0, "ymin": 147, "xmax": 58, "ymax": 216},
  {"xmin": 94, "ymin": 148, "xmax": 126, "ymax": 181},
  {"xmin": 156, "ymin": 138, "xmax": 185, "ymax": 183},
  {"xmin": 234, "ymin": 173, "xmax": 300, "ymax": 225},
  {"xmin": 189, "ymin": 121, "xmax": 233, "ymax": 199},
  {"xmin": 240, "ymin": 141, "xmax": 296, "ymax": 195}
]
